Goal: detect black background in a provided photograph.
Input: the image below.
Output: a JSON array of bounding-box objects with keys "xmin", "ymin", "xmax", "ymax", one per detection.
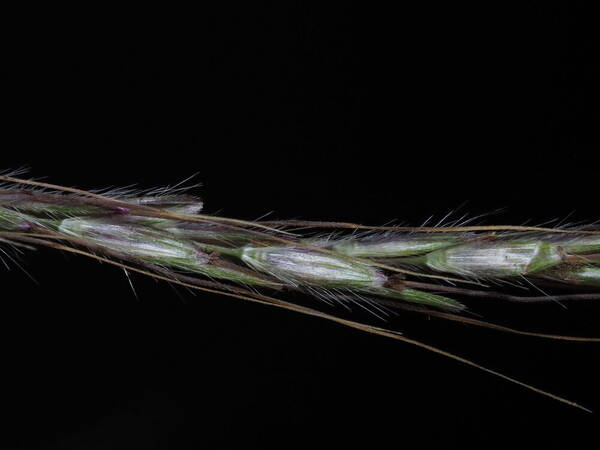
[{"xmin": 2, "ymin": 3, "xmax": 600, "ymax": 449}]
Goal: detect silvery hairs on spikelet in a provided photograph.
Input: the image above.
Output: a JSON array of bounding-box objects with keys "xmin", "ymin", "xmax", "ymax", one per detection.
[{"xmin": 1, "ymin": 169, "xmax": 600, "ymax": 412}]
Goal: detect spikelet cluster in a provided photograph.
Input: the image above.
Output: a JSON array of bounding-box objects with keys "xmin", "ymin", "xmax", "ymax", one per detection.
[{"xmin": 1, "ymin": 180, "xmax": 600, "ymax": 315}]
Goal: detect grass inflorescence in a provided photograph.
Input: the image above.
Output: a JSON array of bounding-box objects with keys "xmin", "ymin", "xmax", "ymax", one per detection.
[{"xmin": 1, "ymin": 171, "xmax": 600, "ymax": 412}]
